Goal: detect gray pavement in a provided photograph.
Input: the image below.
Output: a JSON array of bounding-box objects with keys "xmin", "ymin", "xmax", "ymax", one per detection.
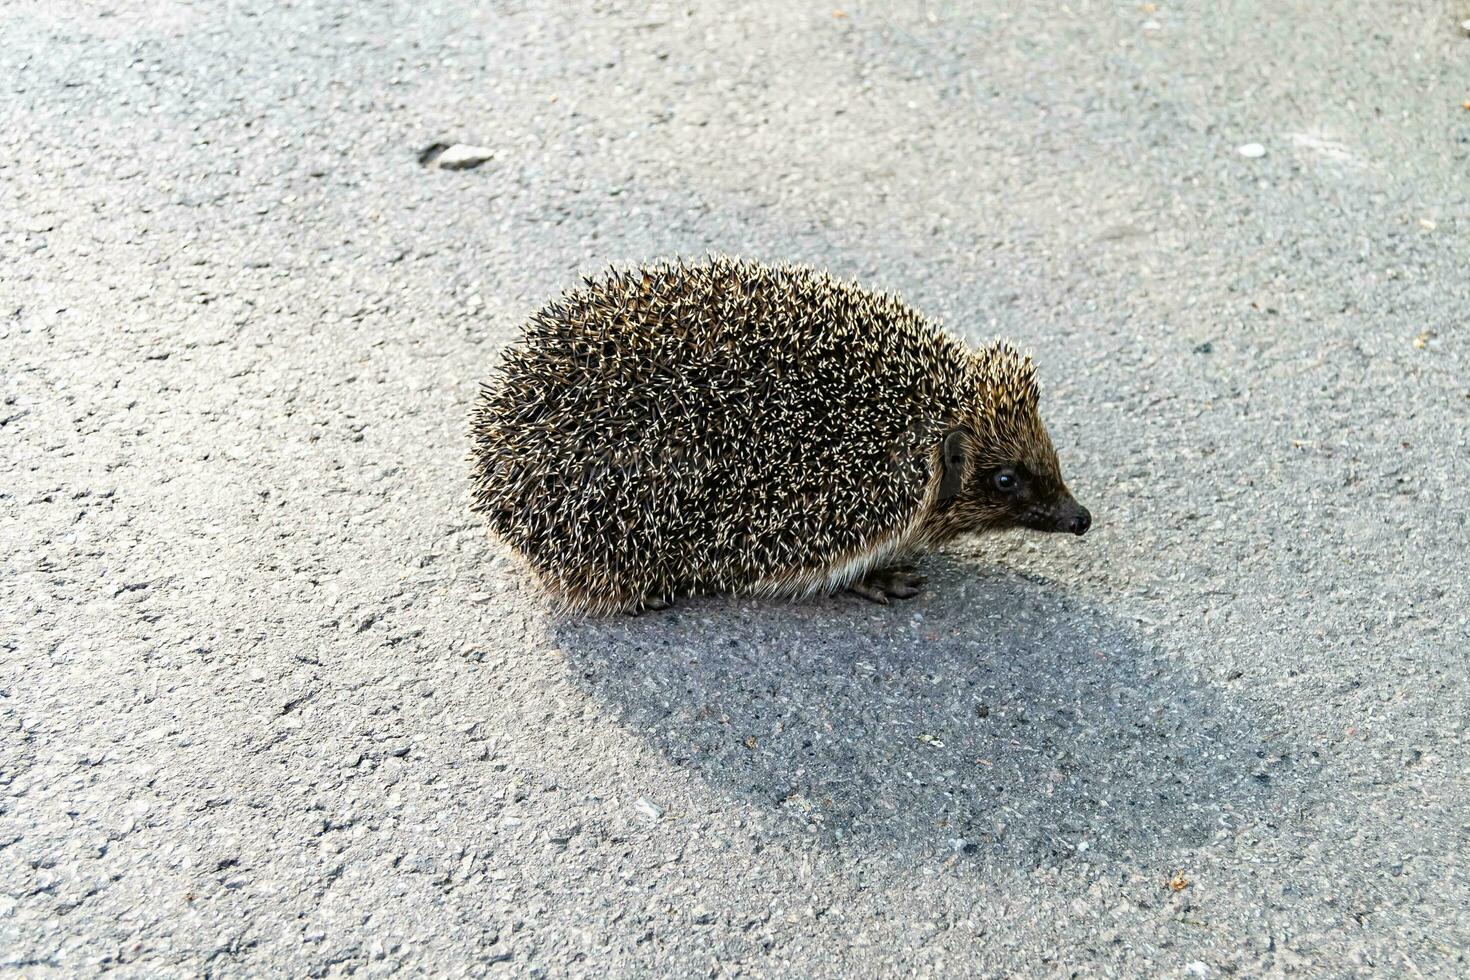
[{"xmin": 3, "ymin": 1, "xmax": 1468, "ymax": 975}]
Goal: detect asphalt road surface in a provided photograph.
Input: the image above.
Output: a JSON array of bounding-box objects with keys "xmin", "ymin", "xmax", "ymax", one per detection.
[{"xmin": 4, "ymin": 1, "xmax": 1468, "ymax": 975}]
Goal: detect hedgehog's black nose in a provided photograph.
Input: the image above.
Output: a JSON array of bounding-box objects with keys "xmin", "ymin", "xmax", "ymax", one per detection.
[{"xmin": 1067, "ymin": 507, "xmax": 1092, "ymax": 536}]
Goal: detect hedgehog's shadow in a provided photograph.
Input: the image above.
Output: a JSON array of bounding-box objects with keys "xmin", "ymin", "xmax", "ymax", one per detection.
[{"xmin": 552, "ymin": 554, "xmax": 1275, "ymax": 867}]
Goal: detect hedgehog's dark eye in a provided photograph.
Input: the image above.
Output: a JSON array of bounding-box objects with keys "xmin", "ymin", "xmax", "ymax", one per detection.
[{"xmin": 993, "ymin": 469, "xmax": 1020, "ymax": 493}]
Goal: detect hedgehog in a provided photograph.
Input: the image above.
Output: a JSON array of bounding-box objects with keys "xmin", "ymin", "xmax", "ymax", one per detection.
[{"xmin": 470, "ymin": 256, "xmax": 1090, "ymax": 615}]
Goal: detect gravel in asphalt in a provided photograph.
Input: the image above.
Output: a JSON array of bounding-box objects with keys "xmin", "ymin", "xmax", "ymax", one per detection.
[{"xmin": 3, "ymin": 1, "xmax": 1468, "ymax": 975}]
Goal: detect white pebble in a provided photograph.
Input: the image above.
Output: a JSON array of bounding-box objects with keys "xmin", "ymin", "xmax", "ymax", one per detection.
[
  {"xmin": 433, "ymin": 144, "xmax": 494, "ymax": 170},
  {"xmin": 1236, "ymin": 143, "xmax": 1266, "ymax": 159}
]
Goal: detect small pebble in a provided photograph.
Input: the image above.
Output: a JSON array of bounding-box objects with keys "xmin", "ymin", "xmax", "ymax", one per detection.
[
  {"xmin": 634, "ymin": 797, "xmax": 663, "ymax": 822},
  {"xmin": 547, "ymin": 822, "xmax": 581, "ymax": 845},
  {"xmin": 420, "ymin": 143, "xmax": 494, "ymax": 170},
  {"xmin": 1236, "ymin": 143, "xmax": 1267, "ymax": 159}
]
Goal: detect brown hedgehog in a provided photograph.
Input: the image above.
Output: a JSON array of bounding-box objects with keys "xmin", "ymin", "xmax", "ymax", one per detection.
[{"xmin": 470, "ymin": 256, "xmax": 1090, "ymax": 614}]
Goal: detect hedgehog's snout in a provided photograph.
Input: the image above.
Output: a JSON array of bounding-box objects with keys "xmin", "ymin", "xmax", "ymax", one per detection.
[
  {"xmin": 1053, "ymin": 499, "xmax": 1091, "ymax": 536},
  {"xmin": 1046, "ymin": 499, "xmax": 1093, "ymax": 537},
  {"xmin": 1066, "ymin": 506, "xmax": 1092, "ymax": 536}
]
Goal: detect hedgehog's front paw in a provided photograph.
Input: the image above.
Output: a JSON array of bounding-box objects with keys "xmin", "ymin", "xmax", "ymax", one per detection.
[
  {"xmin": 848, "ymin": 566, "xmax": 926, "ymax": 604},
  {"xmin": 625, "ymin": 595, "xmax": 673, "ymax": 616}
]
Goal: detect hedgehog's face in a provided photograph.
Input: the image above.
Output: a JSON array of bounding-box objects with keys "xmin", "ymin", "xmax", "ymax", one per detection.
[
  {"xmin": 936, "ymin": 420, "xmax": 1091, "ymax": 537},
  {"xmin": 929, "ymin": 342, "xmax": 1092, "ymax": 538}
]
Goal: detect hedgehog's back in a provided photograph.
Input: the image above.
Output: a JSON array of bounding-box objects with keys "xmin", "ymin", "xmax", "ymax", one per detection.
[{"xmin": 471, "ymin": 257, "xmax": 972, "ymax": 612}]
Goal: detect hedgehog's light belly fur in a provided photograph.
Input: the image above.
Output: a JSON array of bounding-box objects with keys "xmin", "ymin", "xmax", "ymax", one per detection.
[
  {"xmin": 469, "ymin": 255, "xmax": 1005, "ymax": 614},
  {"xmin": 757, "ymin": 512, "xmax": 928, "ymax": 599}
]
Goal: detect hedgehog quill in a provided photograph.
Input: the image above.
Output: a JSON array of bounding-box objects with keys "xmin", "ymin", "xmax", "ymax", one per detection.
[{"xmin": 470, "ymin": 256, "xmax": 1090, "ymax": 614}]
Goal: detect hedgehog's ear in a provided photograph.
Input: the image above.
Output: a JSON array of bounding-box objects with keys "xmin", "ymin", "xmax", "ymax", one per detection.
[{"xmin": 937, "ymin": 429, "xmax": 968, "ymax": 502}]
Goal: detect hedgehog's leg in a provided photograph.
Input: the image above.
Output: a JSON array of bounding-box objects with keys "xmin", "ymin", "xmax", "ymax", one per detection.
[
  {"xmin": 849, "ymin": 565, "xmax": 926, "ymax": 604},
  {"xmin": 625, "ymin": 595, "xmax": 672, "ymax": 616}
]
